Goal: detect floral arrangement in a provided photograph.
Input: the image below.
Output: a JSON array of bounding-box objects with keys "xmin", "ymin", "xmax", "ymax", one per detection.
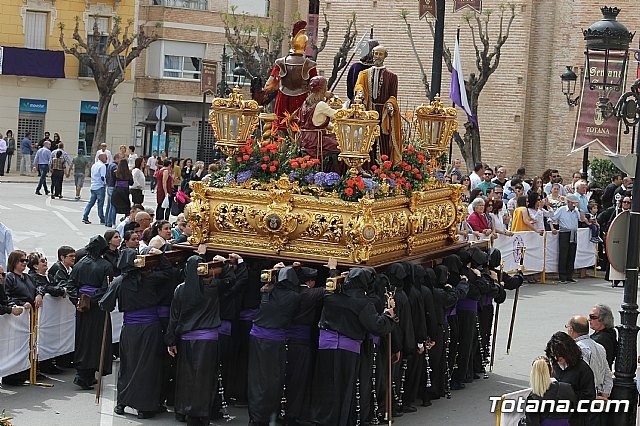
[
  {"xmin": 1, "ymin": 410, "xmax": 12, "ymax": 426},
  {"xmin": 210, "ymin": 132, "xmax": 445, "ymax": 201}
]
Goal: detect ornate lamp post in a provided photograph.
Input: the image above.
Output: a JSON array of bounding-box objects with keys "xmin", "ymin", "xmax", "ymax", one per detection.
[
  {"xmin": 414, "ymin": 95, "xmax": 458, "ymax": 160},
  {"xmin": 209, "ymin": 86, "xmax": 260, "ymax": 164},
  {"xmin": 583, "ymin": 7, "xmax": 638, "ymax": 425},
  {"xmin": 560, "ymin": 66, "xmax": 580, "ymax": 107},
  {"xmin": 332, "ymin": 98, "xmax": 380, "ymax": 176}
]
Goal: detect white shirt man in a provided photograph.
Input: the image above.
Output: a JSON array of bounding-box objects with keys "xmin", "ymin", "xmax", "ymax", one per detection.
[{"xmin": 94, "ymin": 143, "xmax": 113, "ymax": 164}]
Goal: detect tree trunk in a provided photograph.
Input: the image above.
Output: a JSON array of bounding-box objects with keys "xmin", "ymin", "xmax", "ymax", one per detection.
[{"xmin": 94, "ymin": 92, "xmax": 112, "ymax": 148}]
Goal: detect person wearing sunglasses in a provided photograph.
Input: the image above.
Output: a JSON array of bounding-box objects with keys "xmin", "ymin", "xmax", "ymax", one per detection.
[
  {"xmin": 1, "ymin": 250, "xmax": 45, "ymax": 385},
  {"xmin": 588, "ymin": 305, "xmax": 616, "ymax": 369}
]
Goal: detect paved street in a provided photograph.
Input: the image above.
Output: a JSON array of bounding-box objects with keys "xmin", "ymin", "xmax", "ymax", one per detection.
[{"xmin": 0, "ymin": 180, "xmax": 630, "ymax": 425}]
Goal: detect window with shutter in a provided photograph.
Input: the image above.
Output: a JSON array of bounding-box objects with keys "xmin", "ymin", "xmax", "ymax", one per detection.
[
  {"xmin": 24, "ymin": 11, "xmax": 47, "ymax": 50},
  {"xmin": 88, "ymin": 16, "xmax": 110, "ymax": 54}
]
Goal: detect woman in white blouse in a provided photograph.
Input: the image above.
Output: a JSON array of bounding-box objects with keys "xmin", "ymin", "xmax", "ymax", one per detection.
[{"xmin": 130, "ymin": 157, "xmax": 146, "ymax": 205}]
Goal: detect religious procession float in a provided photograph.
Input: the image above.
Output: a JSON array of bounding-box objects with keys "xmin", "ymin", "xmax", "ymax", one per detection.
[{"xmin": 184, "ymin": 21, "xmax": 466, "ymax": 267}]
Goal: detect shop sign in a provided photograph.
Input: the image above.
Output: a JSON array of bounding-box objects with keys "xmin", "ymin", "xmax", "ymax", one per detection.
[{"xmin": 19, "ymin": 98, "xmax": 47, "ymax": 113}]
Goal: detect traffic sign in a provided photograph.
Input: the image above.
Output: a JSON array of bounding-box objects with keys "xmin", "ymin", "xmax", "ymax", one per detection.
[
  {"xmin": 156, "ymin": 105, "xmax": 168, "ymax": 120},
  {"xmin": 606, "ymin": 210, "xmax": 630, "ymax": 272}
]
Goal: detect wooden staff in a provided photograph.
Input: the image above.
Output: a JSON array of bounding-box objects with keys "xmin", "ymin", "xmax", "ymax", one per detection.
[
  {"xmin": 489, "ymin": 262, "xmax": 504, "ymax": 371},
  {"xmin": 384, "ymin": 288, "xmax": 395, "ymax": 425},
  {"xmin": 96, "ymin": 277, "xmax": 112, "ymax": 404},
  {"xmin": 506, "ymin": 247, "xmax": 525, "ymax": 354}
]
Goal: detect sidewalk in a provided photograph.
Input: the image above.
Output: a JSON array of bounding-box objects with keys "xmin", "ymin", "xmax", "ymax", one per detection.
[{"xmin": 0, "ymin": 170, "xmax": 54, "ymax": 184}]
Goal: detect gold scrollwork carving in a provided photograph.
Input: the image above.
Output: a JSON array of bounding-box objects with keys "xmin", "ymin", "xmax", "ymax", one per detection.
[
  {"xmin": 186, "ymin": 181, "xmax": 211, "ymax": 245},
  {"xmin": 301, "ymin": 213, "xmax": 344, "ymax": 243},
  {"xmin": 213, "ymin": 203, "xmax": 254, "ymax": 232}
]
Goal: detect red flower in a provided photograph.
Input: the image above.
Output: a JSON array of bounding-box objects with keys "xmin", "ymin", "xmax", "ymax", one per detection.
[
  {"xmin": 389, "ymin": 173, "xmax": 396, "ymax": 179},
  {"xmin": 260, "ymin": 147, "xmax": 267, "ymax": 153},
  {"xmin": 407, "ymin": 145, "xmax": 415, "ymax": 153},
  {"xmin": 240, "ymin": 146, "xmax": 247, "ymax": 153},
  {"xmin": 272, "ymin": 160, "xmax": 279, "ymax": 166},
  {"xmin": 405, "ymin": 183, "xmax": 411, "ymax": 190},
  {"xmin": 346, "ymin": 179, "xmax": 355, "ymax": 187},
  {"xmin": 313, "ymin": 158, "xmax": 321, "ymax": 165},
  {"xmin": 415, "ymin": 174, "xmax": 422, "ymax": 180},
  {"xmin": 300, "ymin": 163, "xmax": 307, "ymax": 169},
  {"xmin": 236, "ymin": 157, "xmax": 243, "ymax": 163},
  {"xmin": 243, "ymin": 154, "xmax": 250, "ymax": 161},
  {"xmin": 269, "ymin": 165, "xmax": 277, "ymax": 172},
  {"xmin": 412, "ymin": 168, "xmax": 419, "ymax": 174},
  {"xmin": 371, "ymin": 165, "xmax": 378, "ymax": 171},
  {"xmin": 263, "ymin": 155, "xmax": 270, "ymax": 162},
  {"xmin": 417, "ymin": 154, "xmax": 425, "ymax": 162},
  {"xmin": 404, "ymin": 165, "xmax": 411, "ymax": 171},
  {"xmin": 345, "ymin": 187, "xmax": 354, "ymax": 196},
  {"xmin": 261, "ymin": 164, "xmax": 268, "ymax": 171},
  {"xmin": 383, "ymin": 161, "xmax": 392, "ymax": 169},
  {"xmin": 380, "ymin": 174, "xmax": 387, "ymax": 179},
  {"xmin": 381, "ymin": 155, "xmax": 389, "ymax": 161},
  {"xmin": 356, "ymin": 181, "xmax": 365, "ymax": 191},
  {"xmin": 246, "ymin": 147, "xmax": 253, "ymax": 154},
  {"xmin": 304, "ymin": 155, "xmax": 311, "ymax": 161},
  {"xmin": 291, "ymin": 161, "xmax": 299, "ymax": 169}
]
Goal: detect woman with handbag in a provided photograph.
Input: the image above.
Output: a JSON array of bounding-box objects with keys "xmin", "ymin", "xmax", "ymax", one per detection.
[
  {"xmin": 155, "ymin": 160, "xmax": 174, "ymax": 221},
  {"xmin": 130, "ymin": 157, "xmax": 146, "ymax": 205}
]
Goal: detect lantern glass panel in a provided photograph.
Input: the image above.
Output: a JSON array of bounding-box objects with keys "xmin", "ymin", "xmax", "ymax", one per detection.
[
  {"xmin": 586, "ymin": 48, "xmax": 628, "ymax": 91},
  {"xmin": 216, "ymin": 112, "xmax": 227, "ymax": 139},
  {"xmin": 229, "ymin": 113, "xmax": 240, "ymax": 140}
]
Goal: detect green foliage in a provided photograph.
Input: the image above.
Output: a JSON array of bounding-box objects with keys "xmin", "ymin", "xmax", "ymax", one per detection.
[{"xmin": 589, "ymin": 158, "xmax": 620, "ymax": 189}]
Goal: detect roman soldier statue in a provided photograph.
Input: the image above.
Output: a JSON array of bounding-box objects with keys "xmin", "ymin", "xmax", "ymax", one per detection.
[
  {"xmin": 263, "ymin": 20, "xmax": 318, "ymax": 122},
  {"xmin": 354, "ymin": 45, "xmax": 402, "ymax": 165}
]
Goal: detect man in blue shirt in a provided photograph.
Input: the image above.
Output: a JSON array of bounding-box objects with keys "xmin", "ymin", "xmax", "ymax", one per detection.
[
  {"xmin": 20, "ymin": 132, "xmax": 33, "ymax": 176},
  {"xmin": 82, "ymin": 153, "xmax": 107, "ymax": 224},
  {"xmin": 32, "ymin": 140, "xmax": 52, "ymax": 195},
  {"xmin": 550, "ymin": 194, "xmax": 582, "ymax": 283}
]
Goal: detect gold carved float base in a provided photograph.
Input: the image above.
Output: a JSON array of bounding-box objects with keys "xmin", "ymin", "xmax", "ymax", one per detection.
[{"xmin": 185, "ymin": 179, "xmax": 465, "ymax": 266}]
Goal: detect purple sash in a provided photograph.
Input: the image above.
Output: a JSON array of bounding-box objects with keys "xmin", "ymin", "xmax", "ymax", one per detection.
[
  {"xmin": 445, "ymin": 306, "xmax": 457, "ymax": 318},
  {"xmin": 286, "ymin": 324, "xmax": 311, "ymax": 341},
  {"xmin": 219, "ymin": 320, "xmax": 232, "ymax": 336},
  {"xmin": 318, "ymin": 329, "xmax": 362, "ymax": 354},
  {"xmin": 79, "ymin": 285, "xmax": 98, "ymax": 297},
  {"xmin": 239, "ymin": 308, "xmax": 259, "ymax": 321},
  {"xmin": 456, "ymin": 298, "xmax": 478, "ymax": 312},
  {"xmin": 250, "ymin": 324, "xmax": 286, "ymax": 342},
  {"xmin": 157, "ymin": 306, "xmax": 170, "ymax": 318},
  {"xmin": 115, "ymin": 180, "xmax": 129, "ymax": 188},
  {"xmin": 481, "ymin": 294, "xmax": 493, "ymax": 306},
  {"xmin": 123, "ymin": 306, "xmax": 159, "ymax": 325},
  {"xmin": 181, "ymin": 328, "xmax": 219, "ymax": 341},
  {"xmin": 370, "ymin": 335, "xmax": 381, "ymax": 346}
]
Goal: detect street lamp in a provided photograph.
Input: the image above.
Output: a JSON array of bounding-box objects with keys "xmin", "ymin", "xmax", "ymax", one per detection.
[
  {"xmin": 583, "ymin": 7, "xmax": 638, "ymax": 426},
  {"xmin": 583, "ymin": 6, "xmax": 634, "ymax": 118},
  {"xmin": 232, "ymin": 62, "xmax": 250, "ymax": 87},
  {"xmin": 560, "ymin": 66, "xmax": 580, "ymax": 107}
]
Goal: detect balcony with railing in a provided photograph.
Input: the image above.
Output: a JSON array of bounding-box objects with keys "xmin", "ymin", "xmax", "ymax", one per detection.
[
  {"xmin": 152, "ymin": 0, "xmax": 208, "ymax": 10},
  {"xmin": 78, "ymin": 54, "xmax": 125, "ymax": 78}
]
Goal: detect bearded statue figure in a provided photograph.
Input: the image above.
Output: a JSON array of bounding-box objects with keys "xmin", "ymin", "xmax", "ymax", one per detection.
[
  {"xmin": 263, "ymin": 20, "xmax": 318, "ymax": 124},
  {"xmin": 299, "ymin": 76, "xmax": 340, "ymax": 172},
  {"xmin": 354, "ymin": 45, "xmax": 402, "ymax": 165}
]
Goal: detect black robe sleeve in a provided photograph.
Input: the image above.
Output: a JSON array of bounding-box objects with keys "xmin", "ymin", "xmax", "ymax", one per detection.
[
  {"xmin": 0, "ymin": 282, "xmax": 12, "ymax": 315},
  {"xmin": 165, "ymin": 285, "xmax": 183, "ymax": 346},
  {"xmin": 358, "ymin": 302, "xmax": 395, "ymax": 337},
  {"xmin": 421, "ymin": 286, "xmax": 437, "ymax": 342}
]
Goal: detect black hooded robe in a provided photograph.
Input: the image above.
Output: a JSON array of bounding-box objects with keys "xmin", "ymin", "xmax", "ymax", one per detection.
[
  {"xmin": 115, "ymin": 249, "xmax": 166, "ymax": 414},
  {"xmin": 165, "ymin": 255, "xmax": 230, "ymax": 423},
  {"xmin": 310, "ymin": 268, "xmax": 396, "ymax": 426},
  {"xmin": 285, "ymin": 267, "xmax": 323, "ymax": 424},
  {"xmin": 65, "ymin": 236, "xmax": 114, "ymax": 387},
  {"xmin": 247, "ymin": 267, "xmax": 301, "ymax": 425}
]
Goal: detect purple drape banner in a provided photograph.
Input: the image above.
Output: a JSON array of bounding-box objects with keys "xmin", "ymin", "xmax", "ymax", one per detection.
[
  {"xmin": 572, "ymin": 52, "xmax": 626, "ymax": 153},
  {"xmin": 0, "ymin": 46, "xmax": 65, "ymax": 78},
  {"xmin": 419, "ymin": 0, "xmax": 436, "ymax": 19},
  {"xmin": 453, "ymin": 0, "xmax": 482, "ymax": 13}
]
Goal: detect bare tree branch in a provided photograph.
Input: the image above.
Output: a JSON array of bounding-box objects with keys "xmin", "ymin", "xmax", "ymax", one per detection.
[
  {"xmin": 401, "ymin": 9, "xmax": 431, "ymax": 99},
  {"xmin": 310, "ymin": 12, "xmax": 330, "ymax": 61},
  {"xmin": 326, "ymin": 13, "xmax": 358, "ymax": 89}
]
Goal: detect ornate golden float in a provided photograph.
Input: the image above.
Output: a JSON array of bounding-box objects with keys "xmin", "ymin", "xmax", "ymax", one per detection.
[{"xmin": 184, "ymin": 90, "xmax": 465, "ymax": 266}]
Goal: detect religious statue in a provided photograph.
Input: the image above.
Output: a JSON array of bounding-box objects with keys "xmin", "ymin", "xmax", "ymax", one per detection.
[
  {"xmin": 346, "ymin": 31, "xmax": 379, "ymax": 103},
  {"xmin": 299, "ymin": 76, "xmax": 340, "ymax": 172},
  {"xmin": 354, "ymin": 46, "xmax": 402, "ymax": 165},
  {"xmin": 263, "ymin": 20, "xmax": 318, "ymax": 123}
]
